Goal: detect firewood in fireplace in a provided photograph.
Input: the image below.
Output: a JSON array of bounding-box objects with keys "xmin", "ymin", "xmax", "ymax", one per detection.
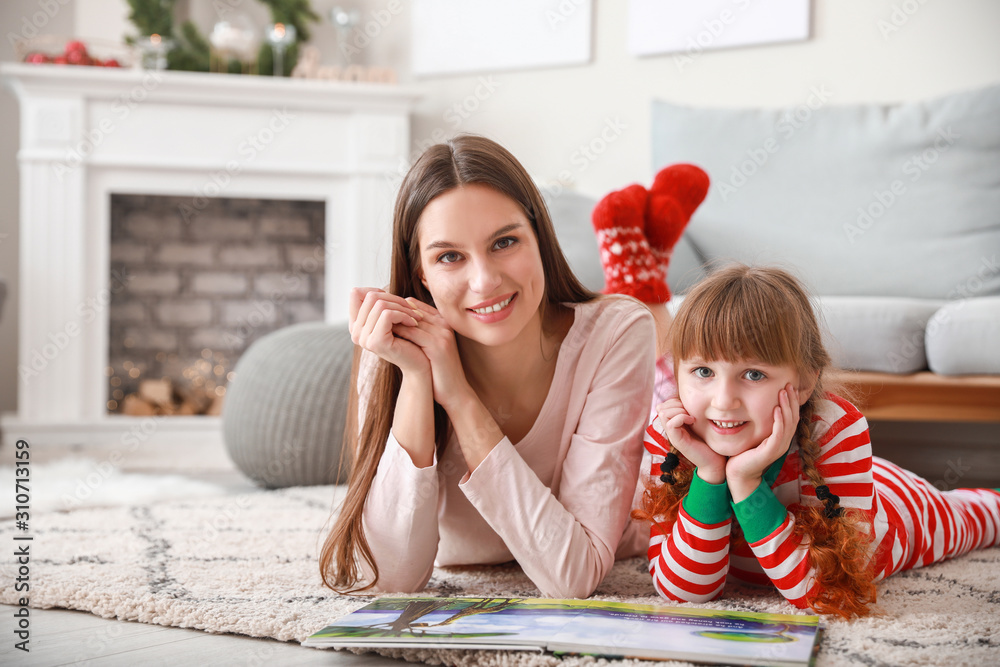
[
  {"xmin": 206, "ymin": 395, "xmax": 224, "ymax": 416},
  {"xmin": 120, "ymin": 378, "xmax": 225, "ymax": 416},
  {"xmin": 122, "ymin": 394, "xmax": 158, "ymax": 416},
  {"xmin": 138, "ymin": 378, "xmax": 173, "ymax": 408},
  {"xmin": 176, "ymin": 385, "xmax": 214, "ymax": 414}
]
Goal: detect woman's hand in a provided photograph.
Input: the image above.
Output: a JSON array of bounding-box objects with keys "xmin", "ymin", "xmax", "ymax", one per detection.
[
  {"xmin": 726, "ymin": 384, "xmax": 799, "ymax": 502},
  {"xmin": 393, "ymin": 298, "xmax": 502, "ymax": 471},
  {"xmin": 391, "ymin": 297, "xmax": 476, "ymax": 412},
  {"xmin": 656, "ymin": 397, "xmax": 727, "ymax": 484},
  {"xmin": 348, "ymin": 287, "xmax": 429, "ymax": 377}
]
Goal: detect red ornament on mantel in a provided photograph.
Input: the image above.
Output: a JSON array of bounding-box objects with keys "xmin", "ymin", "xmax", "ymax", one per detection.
[
  {"xmin": 64, "ymin": 40, "xmax": 88, "ymax": 56},
  {"xmin": 23, "ymin": 39, "xmax": 125, "ymax": 67}
]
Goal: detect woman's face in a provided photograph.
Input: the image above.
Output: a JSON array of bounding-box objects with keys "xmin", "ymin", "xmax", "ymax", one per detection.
[{"xmin": 416, "ymin": 184, "xmax": 546, "ymax": 349}]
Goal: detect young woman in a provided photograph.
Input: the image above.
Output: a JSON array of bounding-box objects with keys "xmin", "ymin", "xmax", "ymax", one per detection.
[{"xmin": 319, "ymin": 136, "xmax": 705, "ymax": 598}]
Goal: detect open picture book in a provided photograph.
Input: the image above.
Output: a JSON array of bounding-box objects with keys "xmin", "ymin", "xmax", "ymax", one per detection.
[{"xmin": 303, "ymin": 596, "xmax": 823, "ymax": 666}]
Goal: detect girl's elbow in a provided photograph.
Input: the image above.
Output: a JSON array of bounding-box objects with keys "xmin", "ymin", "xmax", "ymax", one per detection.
[
  {"xmin": 661, "ymin": 590, "xmax": 720, "ymax": 605},
  {"xmin": 653, "ymin": 579, "xmax": 724, "ymax": 605}
]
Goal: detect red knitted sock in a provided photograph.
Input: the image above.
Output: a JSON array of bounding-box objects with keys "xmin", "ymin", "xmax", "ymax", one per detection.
[
  {"xmin": 646, "ymin": 164, "xmax": 710, "ymax": 283},
  {"xmin": 591, "ymin": 183, "xmax": 670, "ymax": 303}
]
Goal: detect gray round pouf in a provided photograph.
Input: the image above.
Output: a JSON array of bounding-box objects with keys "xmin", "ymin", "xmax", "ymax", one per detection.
[{"xmin": 223, "ymin": 322, "xmax": 355, "ymax": 488}]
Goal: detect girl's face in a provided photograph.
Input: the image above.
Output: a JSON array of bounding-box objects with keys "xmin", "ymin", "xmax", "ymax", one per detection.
[
  {"xmin": 676, "ymin": 357, "xmax": 813, "ymax": 457},
  {"xmin": 416, "ymin": 184, "xmax": 546, "ymax": 348}
]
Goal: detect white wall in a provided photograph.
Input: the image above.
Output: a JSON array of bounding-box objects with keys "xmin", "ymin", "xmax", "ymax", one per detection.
[
  {"xmin": 2, "ymin": 0, "xmax": 1000, "ymax": 413},
  {"xmin": 74, "ymin": 0, "xmax": 130, "ymax": 44},
  {"xmin": 382, "ymin": 0, "xmax": 1000, "ymax": 197}
]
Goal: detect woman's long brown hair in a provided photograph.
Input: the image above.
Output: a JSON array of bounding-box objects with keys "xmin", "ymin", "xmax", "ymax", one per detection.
[
  {"xmin": 633, "ymin": 264, "xmax": 877, "ymax": 617},
  {"xmin": 319, "ymin": 135, "xmax": 598, "ymax": 592}
]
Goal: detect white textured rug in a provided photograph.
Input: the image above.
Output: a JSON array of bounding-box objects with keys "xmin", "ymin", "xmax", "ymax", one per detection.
[
  {"xmin": 0, "ymin": 457, "xmax": 227, "ymax": 518},
  {"xmin": 1, "ymin": 486, "xmax": 998, "ymax": 667}
]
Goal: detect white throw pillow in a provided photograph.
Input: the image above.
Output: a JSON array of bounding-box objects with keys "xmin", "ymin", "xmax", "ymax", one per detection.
[{"xmin": 925, "ymin": 297, "xmax": 1000, "ymax": 375}]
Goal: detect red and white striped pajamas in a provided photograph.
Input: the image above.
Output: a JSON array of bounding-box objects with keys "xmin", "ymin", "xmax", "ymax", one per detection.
[{"xmin": 643, "ymin": 393, "xmax": 1000, "ymax": 610}]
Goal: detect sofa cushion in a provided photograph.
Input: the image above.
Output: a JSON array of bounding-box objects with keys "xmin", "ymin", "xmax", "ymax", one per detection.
[
  {"xmin": 925, "ymin": 297, "xmax": 1000, "ymax": 375},
  {"xmin": 542, "ymin": 189, "xmax": 605, "ymax": 293},
  {"xmin": 651, "ymin": 84, "xmax": 1000, "ymax": 300},
  {"xmin": 542, "ymin": 189, "xmax": 706, "ymax": 294},
  {"xmin": 817, "ymin": 296, "xmax": 945, "ymax": 373}
]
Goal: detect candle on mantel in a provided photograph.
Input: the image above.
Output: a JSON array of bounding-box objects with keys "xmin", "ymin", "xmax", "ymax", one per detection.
[
  {"xmin": 268, "ymin": 22, "xmax": 296, "ymax": 45},
  {"xmin": 137, "ymin": 32, "xmax": 172, "ymax": 70},
  {"xmin": 210, "ymin": 20, "xmax": 259, "ymax": 60},
  {"xmin": 266, "ymin": 22, "xmax": 297, "ymax": 77}
]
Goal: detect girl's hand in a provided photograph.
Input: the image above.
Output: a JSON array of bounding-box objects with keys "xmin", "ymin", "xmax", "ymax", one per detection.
[
  {"xmin": 656, "ymin": 397, "xmax": 727, "ymax": 484},
  {"xmin": 726, "ymin": 384, "xmax": 799, "ymax": 501},
  {"xmin": 348, "ymin": 287, "xmax": 429, "ymax": 377},
  {"xmin": 390, "ymin": 297, "xmax": 476, "ymax": 412}
]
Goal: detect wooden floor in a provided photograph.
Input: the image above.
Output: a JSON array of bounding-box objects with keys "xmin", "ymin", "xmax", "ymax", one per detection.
[{"xmin": 0, "ymin": 607, "xmax": 400, "ymax": 666}]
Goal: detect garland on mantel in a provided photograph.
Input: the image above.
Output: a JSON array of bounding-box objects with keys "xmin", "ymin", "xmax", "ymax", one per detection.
[
  {"xmin": 125, "ymin": 0, "xmax": 319, "ymax": 75},
  {"xmin": 125, "ymin": 0, "xmax": 173, "ymax": 36},
  {"xmin": 257, "ymin": 0, "xmax": 320, "ymax": 76},
  {"xmin": 259, "ymin": 0, "xmax": 320, "ymax": 43},
  {"xmin": 124, "ymin": 0, "xmax": 209, "ymax": 72}
]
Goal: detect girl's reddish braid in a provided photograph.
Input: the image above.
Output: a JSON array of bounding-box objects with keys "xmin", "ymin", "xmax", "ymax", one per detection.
[{"xmin": 791, "ymin": 394, "xmax": 878, "ymax": 618}]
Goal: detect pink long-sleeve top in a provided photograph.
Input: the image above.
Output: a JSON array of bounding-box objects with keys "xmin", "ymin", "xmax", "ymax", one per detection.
[{"xmin": 359, "ymin": 297, "xmax": 656, "ymax": 598}]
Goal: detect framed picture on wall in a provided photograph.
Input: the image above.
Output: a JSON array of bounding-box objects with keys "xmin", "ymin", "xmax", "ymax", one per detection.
[
  {"xmin": 412, "ymin": 0, "xmax": 593, "ymax": 76},
  {"xmin": 627, "ymin": 0, "xmax": 811, "ymax": 57}
]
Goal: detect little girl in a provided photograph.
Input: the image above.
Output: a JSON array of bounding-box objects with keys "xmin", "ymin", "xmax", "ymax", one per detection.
[
  {"xmin": 630, "ymin": 264, "xmax": 1000, "ymax": 618},
  {"xmin": 590, "ymin": 175, "xmax": 1000, "ymax": 616}
]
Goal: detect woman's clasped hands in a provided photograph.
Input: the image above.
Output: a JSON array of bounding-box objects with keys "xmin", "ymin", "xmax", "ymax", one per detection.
[{"xmin": 348, "ymin": 287, "xmax": 472, "ymax": 411}]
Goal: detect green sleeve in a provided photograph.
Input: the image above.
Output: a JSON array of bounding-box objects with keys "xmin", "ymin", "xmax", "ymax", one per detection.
[
  {"xmin": 731, "ymin": 481, "xmax": 788, "ymax": 543},
  {"xmin": 680, "ymin": 471, "xmax": 733, "ymax": 525}
]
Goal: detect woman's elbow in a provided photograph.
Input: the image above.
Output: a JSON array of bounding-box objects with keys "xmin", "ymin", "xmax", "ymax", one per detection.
[
  {"xmin": 536, "ymin": 564, "xmax": 607, "ymax": 599},
  {"xmin": 372, "ymin": 579, "xmax": 426, "ymax": 594},
  {"xmin": 362, "ymin": 559, "xmax": 434, "ymax": 595},
  {"xmin": 538, "ymin": 579, "xmax": 600, "ymax": 600}
]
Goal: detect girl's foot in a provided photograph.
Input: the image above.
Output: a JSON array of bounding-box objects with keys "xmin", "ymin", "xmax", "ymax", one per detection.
[
  {"xmin": 591, "ymin": 184, "xmax": 670, "ymax": 303},
  {"xmin": 646, "ymin": 164, "xmax": 710, "ymax": 291}
]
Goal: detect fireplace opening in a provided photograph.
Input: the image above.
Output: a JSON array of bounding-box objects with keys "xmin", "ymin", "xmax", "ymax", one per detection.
[{"xmin": 107, "ymin": 194, "xmax": 326, "ymax": 415}]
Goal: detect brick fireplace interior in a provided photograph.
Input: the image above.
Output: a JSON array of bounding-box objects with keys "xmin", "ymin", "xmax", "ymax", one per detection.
[{"xmin": 107, "ymin": 194, "xmax": 326, "ymax": 416}]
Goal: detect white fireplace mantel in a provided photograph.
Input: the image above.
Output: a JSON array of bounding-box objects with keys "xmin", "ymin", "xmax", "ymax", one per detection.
[{"xmin": 1, "ymin": 63, "xmax": 419, "ymax": 452}]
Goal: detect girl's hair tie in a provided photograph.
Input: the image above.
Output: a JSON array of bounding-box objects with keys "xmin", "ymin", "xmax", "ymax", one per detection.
[
  {"xmin": 659, "ymin": 452, "xmax": 680, "ymax": 484},
  {"xmin": 824, "ymin": 505, "xmax": 845, "ymax": 519},
  {"xmin": 815, "ymin": 485, "xmax": 844, "ymax": 518}
]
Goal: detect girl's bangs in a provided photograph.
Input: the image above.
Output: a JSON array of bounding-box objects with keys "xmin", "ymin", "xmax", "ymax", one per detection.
[{"xmin": 672, "ymin": 279, "xmax": 799, "ymax": 367}]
